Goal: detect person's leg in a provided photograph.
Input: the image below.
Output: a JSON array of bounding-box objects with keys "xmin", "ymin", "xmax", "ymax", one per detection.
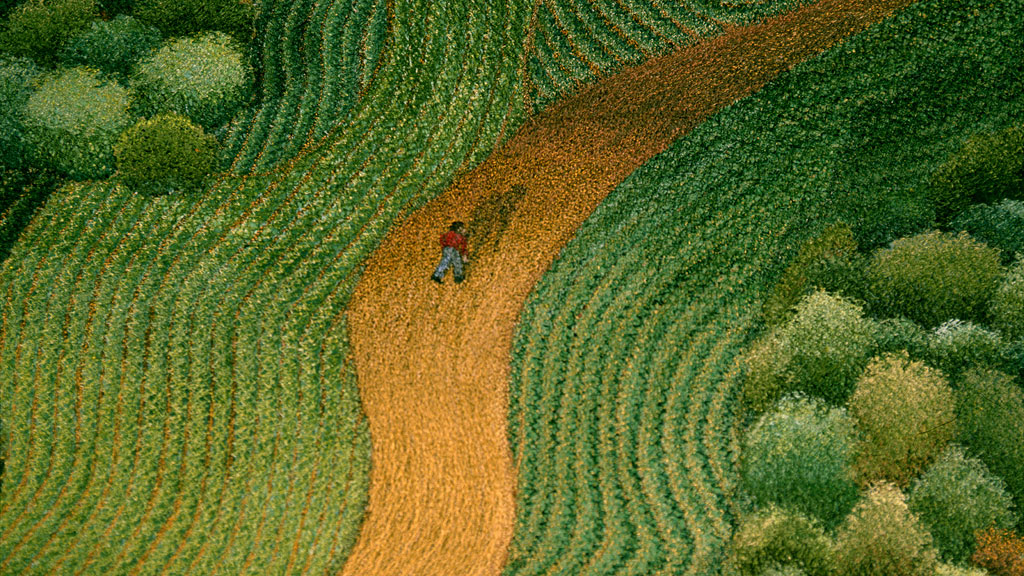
[
  {"xmin": 451, "ymin": 251, "xmax": 464, "ymax": 283},
  {"xmin": 432, "ymin": 247, "xmax": 457, "ymax": 282}
]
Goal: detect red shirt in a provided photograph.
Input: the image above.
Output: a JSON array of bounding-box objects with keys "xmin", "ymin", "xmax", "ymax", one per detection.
[{"xmin": 439, "ymin": 230, "xmax": 468, "ymax": 257}]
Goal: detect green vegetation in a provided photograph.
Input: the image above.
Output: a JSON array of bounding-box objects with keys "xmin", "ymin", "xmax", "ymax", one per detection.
[
  {"xmin": 730, "ymin": 506, "xmax": 832, "ymax": 576},
  {"xmin": 973, "ymin": 528, "xmax": 1024, "ymax": 576},
  {"xmin": 23, "ymin": 66, "xmax": 132, "ymax": 179},
  {"xmin": 832, "ymin": 483, "xmax": 938, "ymax": 576},
  {"xmin": 59, "ymin": 15, "xmax": 161, "ymax": 79},
  {"xmin": 133, "ymin": 0, "xmax": 255, "ymax": 42},
  {"xmin": 507, "ymin": 0, "xmax": 1023, "ymax": 572},
  {"xmin": 740, "ymin": 395, "xmax": 859, "ymax": 528},
  {"xmin": 929, "ymin": 125, "xmax": 1024, "ymax": 222},
  {"xmin": 115, "ymin": 113, "xmax": 218, "ymax": 195},
  {"xmin": 925, "ymin": 319, "xmax": 1008, "ymax": 379},
  {"xmin": 0, "ymin": 0, "xmax": 98, "ymax": 64},
  {"xmin": 951, "ymin": 199, "xmax": 1024, "ymax": 262},
  {"xmin": 907, "ymin": 445, "xmax": 1017, "ymax": 563},
  {"xmin": 131, "ymin": 32, "xmax": 252, "ymax": 130},
  {"xmin": 991, "ymin": 257, "xmax": 1024, "ymax": 339},
  {"xmin": 0, "ymin": 55, "xmax": 39, "ymax": 170},
  {"xmin": 866, "ymin": 230, "xmax": 1003, "ymax": 328}
]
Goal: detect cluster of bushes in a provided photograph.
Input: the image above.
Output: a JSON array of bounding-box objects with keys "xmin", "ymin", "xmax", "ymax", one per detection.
[
  {"xmin": 734, "ymin": 125, "xmax": 1024, "ymax": 575},
  {"xmin": 0, "ymin": 0, "xmax": 256, "ymax": 201}
]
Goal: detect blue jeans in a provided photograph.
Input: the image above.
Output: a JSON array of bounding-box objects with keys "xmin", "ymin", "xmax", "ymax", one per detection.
[{"xmin": 432, "ymin": 246, "xmax": 464, "ymax": 282}]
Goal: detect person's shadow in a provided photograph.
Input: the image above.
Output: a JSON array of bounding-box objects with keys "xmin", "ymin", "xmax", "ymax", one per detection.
[{"xmin": 468, "ymin": 184, "xmax": 527, "ymax": 259}]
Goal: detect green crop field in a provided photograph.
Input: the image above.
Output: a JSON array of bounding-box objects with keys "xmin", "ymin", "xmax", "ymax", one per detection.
[{"xmin": 506, "ymin": 0, "xmax": 1024, "ymax": 572}]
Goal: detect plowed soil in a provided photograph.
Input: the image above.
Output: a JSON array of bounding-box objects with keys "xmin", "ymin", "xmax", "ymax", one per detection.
[{"xmin": 340, "ymin": 0, "xmax": 918, "ymax": 573}]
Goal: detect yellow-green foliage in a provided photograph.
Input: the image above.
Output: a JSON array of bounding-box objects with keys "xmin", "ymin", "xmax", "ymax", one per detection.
[
  {"xmin": 907, "ymin": 445, "xmax": 1016, "ymax": 564},
  {"xmin": 731, "ymin": 505, "xmax": 833, "ymax": 576},
  {"xmin": 929, "ymin": 125, "xmax": 1024, "ymax": 221},
  {"xmin": 849, "ymin": 353, "xmax": 955, "ymax": 486},
  {"xmin": 131, "ymin": 32, "xmax": 251, "ymax": 129},
  {"xmin": 762, "ymin": 222, "xmax": 864, "ymax": 327},
  {"xmin": 832, "ymin": 483, "xmax": 938, "ymax": 576},
  {"xmin": 743, "ymin": 290, "xmax": 876, "ymax": 411},
  {"xmin": 990, "ymin": 257, "xmax": 1024, "ymax": 339},
  {"xmin": 23, "ymin": 66, "xmax": 132, "ymax": 179},
  {"xmin": 115, "ymin": 113, "xmax": 218, "ymax": 195},
  {"xmin": 0, "ymin": 0, "xmax": 98, "ymax": 64},
  {"xmin": 867, "ymin": 230, "xmax": 1003, "ymax": 327}
]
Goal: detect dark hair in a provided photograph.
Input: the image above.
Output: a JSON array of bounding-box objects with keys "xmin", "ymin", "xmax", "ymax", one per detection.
[{"xmin": 450, "ymin": 220, "xmax": 465, "ymax": 231}]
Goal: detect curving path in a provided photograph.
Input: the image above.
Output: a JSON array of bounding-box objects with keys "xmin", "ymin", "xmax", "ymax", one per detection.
[{"xmin": 341, "ymin": 0, "xmax": 918, "ymax": 573}]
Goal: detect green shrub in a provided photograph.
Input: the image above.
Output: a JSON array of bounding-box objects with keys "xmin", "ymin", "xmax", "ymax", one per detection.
[
  {"xmin": 991, "ymin": 258, "xmax": 1024, "ymax": 340},
  {"xmin": 951, "ymin": 200, "xmax": 1024, "ymax": 263},
  {"xmin": 0, "ymin": 166, "xmax": 59, "ymax": 261},
  {"xmin": 115, "ymin": 113, "xmax": 217, "ymax": 195},
  {"xmin": 23, "ymin": 66, "xmax": 131, "ymax": 179},
  {"xmin": 132, "ymin": 0, "xmax": 254, "ymax": 42},
  {"xmin": 60, "ymin": 14, "xmax": 161, "ymax": 79},
  {"xmin": 907, "ymin": 445, "xmax": 1017, "ymax": 563},
  {"xmin": 873, "ymin": 317, "xmax": 931, "ymax": 362},
  {"xmin": 849, "ymin": 352, "xmax": 956, "ymax": 486},
  {"xmin": 0, "ymin": 55, "xmax": 39, "ymax": 169},
  {"xmin": 743, "ymin": 291, "xmax": 876, "ymax": 410},
  {"xmin": 0, "ymin": 0, "xmax": 99, "ymax": 64},
  {"xmin": 832, "ymin": 483, "xmax": 938, "ymax": 576},
  {"xmin": 935, "ymin": 563, "xmax": 990, "ymax": 576},
  {"xmin": 955, "ymin": 368, "xmax": 1024, "ymax": 509},
  {"xmin": 866, "ymin": 230, "xmax": 1003, "ymax": 327},
  {"xmin": 741, "ymin": 395, "xmax": 860, "ymax": 527},
  {"xmin": 929, "ymin": 126, "xmax": 1024, "ymax": 222},
  {"xmin": 731, "ymin": 505, "xmax": 833, "ymax": 576},
  {"xmin": 762, "ymin": 223, "xmax": 866, "ymax": 327},
  {"xmin": 926, "ymin": 319, "xmax": 1007, "ymax": 379},
  {"xmin": 131, "ymin": 31, "xmax": 251, "ymax": 129}
]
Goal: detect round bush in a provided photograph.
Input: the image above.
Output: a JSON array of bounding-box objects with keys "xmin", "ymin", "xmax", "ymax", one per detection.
[
  {"xmin": 991, "ymin": 258, "xmax": 1024, "ymax": 339},
  {"xmin": 743, "ymin": 290, "xmax": 875, "ymax": 411},
  {"xmin": 832, "ymin": 483, "xmax": 938, "ymax": 576},
  {"xmin": 951, "ymin": 199, "xmax": 1024, "ymax": 263},
  {"xmin": 115, "ymin": 113, "xmax": 217, "ymax": 195},
  {"xmin": 973, "ymin": 528, "xmax": 1024, "ymax": 576},
  {"xmin": 741, "ymin": 395, "xmax": 859, "ymax": 527},
  {"xmin": 133, "ymin": 0, "xmax": 254, "ymax": 43},
  {"xmin": 955, "ymin": 368, "xmax": 1024, "ymax": 509},
  {"xmin": 849, "ymin": 352, "xmax": 956, "ymax": 486},
  {"xmin": 907, "ymin": 445, "xmax": 1017, "ymax": 563},
  {"xmin": 935, "ymin": 563, "xmax": 990, "ymax": 576},
  {"xmin": 929, "ymin": 125, "xmax": 1024, "ymax": 222},
  {"xmin": 131, "ymin": 31, "xmax": 251, "ymax": 129},
  {"xmin": 0, "ymin": 55, "xmax": 40, "ymax": 169},
  {"xmin": 23, "ymin": 67, "xmax": 132, "ymax": 180},
  {"xmin": 731, "ymin": 505, "xmax": 833, "ymax": 576},
  {"xmin": 60, "ymin": 14, "xmax": 161, "ymax": 79},
  {"xmin": 873, "ymin": 317, "xmax": 931, "ymax": 362},
  {"xmin": 867, "ymin": 230, "xmax": 1003, "ymax": 327},
  {"xmin": 926, "ymin": 319, "xmax": 1007, "ymax": 379},
  {"xmin": 0, "ymin": 0, "xmax": 98, "ymax": 64}
]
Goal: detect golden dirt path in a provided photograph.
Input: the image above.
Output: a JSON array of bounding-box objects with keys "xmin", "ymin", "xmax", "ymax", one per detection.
[{"xmin": 340, "ymin": 0, "xmax": 917, "ymax": 573}]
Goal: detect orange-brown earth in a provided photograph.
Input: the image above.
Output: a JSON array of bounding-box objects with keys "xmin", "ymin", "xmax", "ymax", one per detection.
[{"xmin": 340, "ymin": 0, "xmax": 919, "ymax": 573}]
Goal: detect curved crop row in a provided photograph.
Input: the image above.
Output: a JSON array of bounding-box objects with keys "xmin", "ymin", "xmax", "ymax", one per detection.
[
  {"xmin": 0, "ymin": 0, "xmax": 534, "ymax": 573},
  {"xmin": 221, "ymin": 0, "xmax": 392, "ymax": 173},
  {"xmin": 505, "ymin": 0, "xmax": 1024, "ymax": 572},
  {"xmin": 524, "ymin": 0, "xmax": 809, "ymax": 112}
]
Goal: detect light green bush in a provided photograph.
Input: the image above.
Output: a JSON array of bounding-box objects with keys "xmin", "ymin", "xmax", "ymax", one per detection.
[
  {"xmin": 731, "ymin": 505, "xmax": 833, "ymax": 576},
  {"xmin": 955, "ymin": 368, "xmax": 1024, "ymax": 510},
  {"xmin": 743, "ymin": 290, "xmax": 876, "ymax": 411},
  {"xmin": 23, "ymin": 66, "xmax": 132, "ymax": 179},
  {"xmin": 0, "ymin": 0, "xmax": 98, "ymax": 64},
  {"xmin": 131, "ymin": 31, "xmax": 251, "ymax": 129},
  {"xmin": 832, "ymin": 483, "xmax": 938, "ymax": 576},
  {"xmin": 990, "ymin": 258, "xmax": 1024, "ymax": 340},
  {"xmin": 849, "ymin": 352, "xmax": 956, "ymax": 486},
  {"xmin": 908, "ymin": 445, "xmax": 1016, "ymax": 563},
  {"xmin": 60, "ymin": 14, "xmax": 161, "ymax": 79},
  {"xmin": 133, "ymin": 0, "xmax": 254, "ymax": 43},
  {"xmin": 742, "ymin": 395, "xmax": 860, "ymax": 527},
  {"xmin": 0, "ymin": 55, "xmax": 39, "ymax": 169},
  {"xmin": 935, "ymin": 563, "xmax": 990, "ymax": 576},
  {"xmin": 762, "ymin": 223, "xmax": 866, "ymax": 327},
  {"xmin": 866, "ymin": 230, "xmax": 1003, "ymax": 327},
  {"xmin": 926, "ymin": 319, "xmax": 1007, "ymax": 379},
  {"xmin": 929, "ymin": 126, "xmax": 1024, "ymax": 222},
  {"xmin": 951, "ymin": 200, "xmax": 1024, "ymax": 263},
  {"xmin": 115, "ymin": 113, "xmax": 217, "ymax": 195}
]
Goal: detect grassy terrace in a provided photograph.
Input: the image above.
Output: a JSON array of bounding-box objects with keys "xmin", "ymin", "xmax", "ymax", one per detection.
[{"xmin": 505, "ymin": 0, "xmax": 1024, "ymax": 573}]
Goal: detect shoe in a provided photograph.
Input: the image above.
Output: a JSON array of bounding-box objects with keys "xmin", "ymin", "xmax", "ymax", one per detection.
[
  {"xmin": 453, "ymin": 275, "xmax": 464, "ymax": 284},
  {"xmin": 431, "ymin": 275, "xmax": 442, "ymax": 284}
]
